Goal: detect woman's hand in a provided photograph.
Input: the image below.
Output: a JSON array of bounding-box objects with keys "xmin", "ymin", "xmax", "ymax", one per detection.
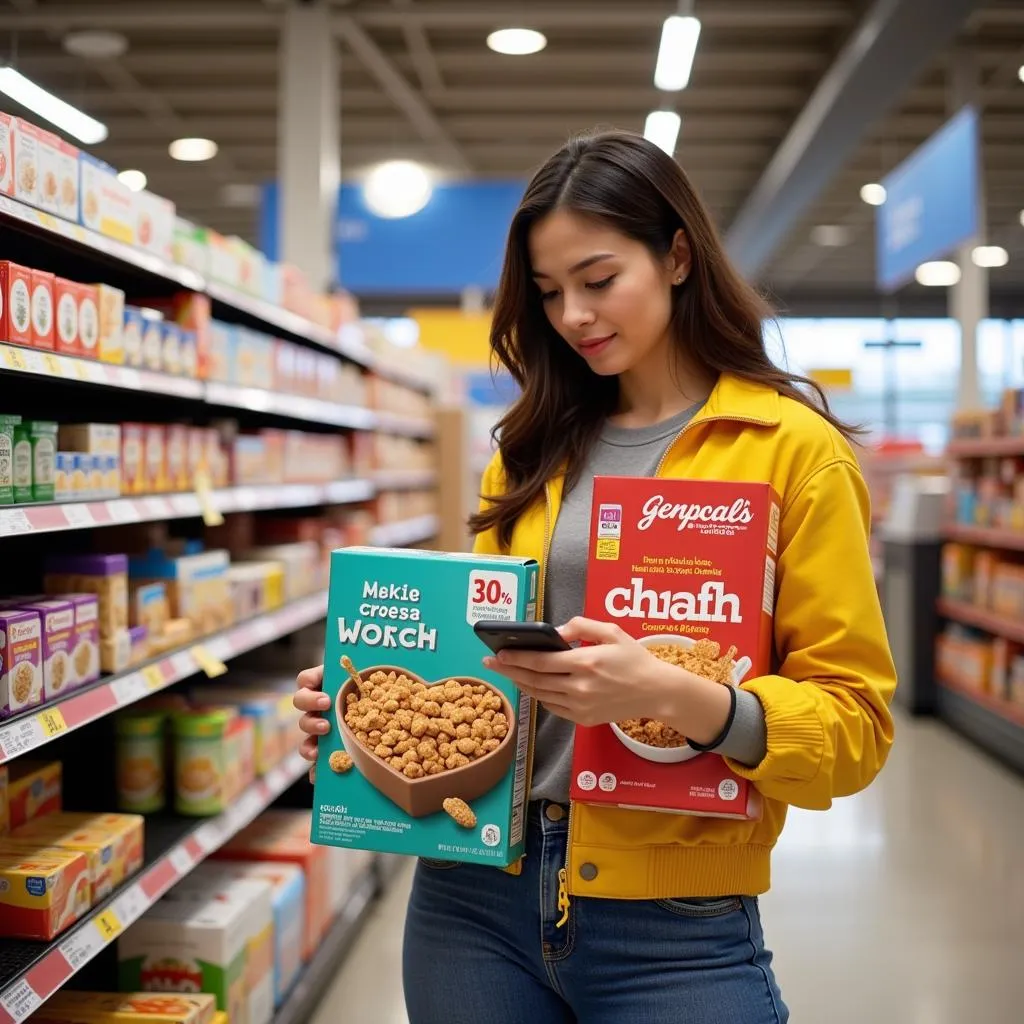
[{"xmin": 294, "ymin": 664, "xmax": 331, "ymax": 782}]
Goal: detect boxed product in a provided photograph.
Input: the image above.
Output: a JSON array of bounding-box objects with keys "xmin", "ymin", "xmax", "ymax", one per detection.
[
  {"xmin": 123, "ymin": 306, "xmax": 145, "ymax": 367},
  {"xmin": 7, "ymin": 759, "xmax": 62, "ymax": 829},
  {"xmin": 0, "ymin": 111, "xmax": 11, "ymax": 197},
  {"xmin": 122, "ymin": 422, "xmax": 145, "ymax": 493},
  {"xmin": 45, "ymin": 553, "xmax": 130, "ymax": 639},
  {"xmin": 161, "ymin": 322, "xmax": 183, "ymax": 376},
  {"xmin": 30, "ymin": 268, "xmax": 55, "ymax": 350},
  {"xmin": 96, "ymin": 283, "xmax": 126, "ymax": 364},
  {"xmin": 59, "ymin": 422, "xmax": 122, "ymax": 457},
  {"xmin": 15, "ymin": 598, "xmax": 78, "ymax": 700},
  {"xmin": 166, "ymin": 425, "xmax": 189, "ymax": 491},
  {"xmin": 208, "ymin": 321, "xmax": 235, "ymax": 383},
  {"xmin": 130, "ymin": 546, "xmax": 233, "ymax": 635},
  {"xmin": 237, "ymin": 543, "xmax": 319, "ymax": 602},
  {"xmin": 568, "ymin": 478, "xmax": 776, "ymax": 819},
  {"xmin": 136, "ymin": 190, "xmax": 176, "ymax": 261},
  {"xmin": 0, "ymin": 846, "xmax": 91, "ymax": 939},
  {"xmin": 0, "ymin": 260, "xmax": 32, "ymax": 345},
  {"xmin": 312, "ymin": 547, "xmax": 537, "ymax": 866},
  {"xmin": 116, "ymin": 709, "xmax": 168, "ymax": 814},
  {"xmin": 80, "ymin": 153, "xmax": 135, "ymax": 243},
  {"xmin": 12, "ymin": 420, "xmax": 57, "ymax": 502},
  {"xmin": 188, "ymin": 688, "xmax": 284, "ymax": 775},
  {"xmin": 144, "ymin": 424, "xmax": 167, "ymax": 493},
  {"xmin": 1, "ymin": 608, "xmax": 43, "ymax": 716},
  {"xmin": 66, "ymin": 592, "xmax": 101, "ymax": 686},
  {"xmin": 55, "ymin": 277, "xmax": 81, "ymax": 357},
  {"xmin": 31, "ymin": 992, "xmax": 217, "ymax": 1024},
  {"xmin": 78, "ymin": 283, "xmax": 100, "ymax": 358},
  {"xmin": 1, "ymin": 413, "xmax": 19, "ymax": 504},
  {"xmin": 142, "ymin": 316, "xmax": 163, "ymax": 372},
  {"xmin": 36, "ymin": 129, "xmax": 78, "ymax": 221},
  {"xmin": 172, "ymin": 709, "xmax": 255, "ymax": 816},
  {"xmin": 132, "ymin": 580, "xmax": 171, "ymax": 636},
  {"xmin": 11, "ymin": 117, "xmax": 41, "ymax": 207},
  {"xmin": 181, "ymin": 331, "xmax": 198, "ymax": 380}
]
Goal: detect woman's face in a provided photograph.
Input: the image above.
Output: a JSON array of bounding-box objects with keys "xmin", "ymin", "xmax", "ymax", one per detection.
[{"xmin": 528, "ymin": 209, "xmax": 688, "ymax": 377}]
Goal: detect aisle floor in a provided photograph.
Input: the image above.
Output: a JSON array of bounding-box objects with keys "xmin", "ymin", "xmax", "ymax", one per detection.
[{"xmin": 312, "ymin": 710, "xmax": 1024, "ymax": 1023}]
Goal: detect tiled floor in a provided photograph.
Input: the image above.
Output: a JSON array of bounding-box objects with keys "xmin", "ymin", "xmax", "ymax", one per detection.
[{"xmin": 311, "ymin": 710, "xmax": 1024, "ymax": 1023}]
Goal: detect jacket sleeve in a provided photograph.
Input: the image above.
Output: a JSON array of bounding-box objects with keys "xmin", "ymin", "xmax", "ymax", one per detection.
[
  {"xmin": 723, "ymin": 457, "xmax": 896, "ymax": 810},
  {"xmin": 471, "ymin": 452, "xmax": 507, "ymax": 556}
]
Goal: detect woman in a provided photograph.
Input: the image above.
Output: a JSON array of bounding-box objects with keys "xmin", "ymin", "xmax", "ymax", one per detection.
[{"xmin": 296, "ymin": 131, "xmax": 896, "ymax": 1023}]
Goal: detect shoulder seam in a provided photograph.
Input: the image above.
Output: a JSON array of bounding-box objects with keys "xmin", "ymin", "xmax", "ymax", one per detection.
[{"xmin": 781, "ymin": 455, "xmax": 860, "ymax": 519}]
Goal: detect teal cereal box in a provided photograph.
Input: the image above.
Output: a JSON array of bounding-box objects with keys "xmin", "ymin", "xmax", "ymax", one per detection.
[{"xmin": 312, "ymin": 547, "xmax": 538, "ymax": 866}]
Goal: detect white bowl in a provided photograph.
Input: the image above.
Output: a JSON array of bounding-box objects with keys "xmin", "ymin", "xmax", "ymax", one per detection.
[{"xmin": 609, "ymin": 635, "xmax": 752, "ymax": 764}]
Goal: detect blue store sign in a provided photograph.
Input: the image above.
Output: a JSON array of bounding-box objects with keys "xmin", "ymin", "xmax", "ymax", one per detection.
[{"xmin": 876, "ymin": 105, "xmax": 979, "ymax": 292}]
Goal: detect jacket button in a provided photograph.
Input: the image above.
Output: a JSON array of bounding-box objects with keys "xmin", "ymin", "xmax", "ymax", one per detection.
[
  {"xmin": 579, "ymin": 862, "xmax": 598, "ymax": 882},
  {"xmin": 545, "ymin": 804, "xmax": 565, "ymax": 822}
]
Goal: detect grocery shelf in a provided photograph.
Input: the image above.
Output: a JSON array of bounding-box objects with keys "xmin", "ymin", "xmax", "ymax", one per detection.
[
  {"xmin": 0, "ymin": 592, "xmax": 327, "ymax": 765},
  {"xmin": 270, "ymin": 869, "xmax": 378, "ymax": 1024},
  {"xmin": 373, "ymin": 469, "xmax": 439, "ymax": 491},
  {"xmin": 943, "ymin": 524, "xmax": 1024, "ymax": 552},
  {"xmin": 936, "ymin": 598, "xmax": 1024, "ymax": 645},
  {"xmin": 946, "ymin": 437, "xmax": 1024, "ymax": 458},
  {"xmin": 204, "ymin": 382, "xmax": 377, "ymax": 430},
  {"xmin": 0, "ymin": 480, "xmax": 375, "ymax": 539},
  {"xmin": 936, "ymin": 677, "xmax": 1024, "ymax": 774},
  {"xmin": 0, "ymin": 753, "xmax": 308, "ymax": 1024},
  {"xmin": 374, "ymin": 412, "xmax": 436, "ymax": 439},
  {"xmin": 370, "ymin": 514, "xmax": 439, "ymax": 548}
]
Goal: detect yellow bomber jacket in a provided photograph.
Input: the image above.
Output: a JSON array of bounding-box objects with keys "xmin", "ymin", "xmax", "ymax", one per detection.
[{"xmin": 474, "ymin": 373, "xmax": 897, "ymax": 900}]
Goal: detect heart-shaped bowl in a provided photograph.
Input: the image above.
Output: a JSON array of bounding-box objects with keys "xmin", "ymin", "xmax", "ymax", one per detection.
[
  {"xmin": 335, "ymin": 664, "xmax": 518, "ymax": 818},
  {"xmin": 610, "ymin": 634, "xmax": 752, "ymax": 764}
]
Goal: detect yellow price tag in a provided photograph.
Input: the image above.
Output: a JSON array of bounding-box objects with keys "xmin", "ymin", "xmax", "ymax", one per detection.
[
  {"xmin": 142, "ymin": 664, "xmax": 165, "ymax": 690},
  {"xmin": 44, "ymin": 353, "xmax": 65, "ymax": 377},
  {"xmin": 2, "ymin": 346, "xmax": 27, "ymax": 371},
  {"xmin": 73, "ymin": 361, "xmax": 91, "ymax": 381},
  {"xmin": 93, "ymin": 908, "xmax": 123, "ymax": 942},
  {"xmin": 37, "ymin": 707, "xmax": 67, "ymax": 738},
  {"xmin": 193, "ymin": 468, "xmax": 224, "ymax": 528},
  {"xmin": 191, "ymin": 645, "xmax": 228, "ymax": 679}
]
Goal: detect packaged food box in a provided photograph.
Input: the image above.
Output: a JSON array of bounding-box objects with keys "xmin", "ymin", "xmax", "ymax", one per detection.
[
  {"xmin": 0, "ymin": 413, "xmax": 20, "ymax": 505},
  {"xmin": 199, "ymin": 861, "xmax": 304, "ymax": 1007},
  {"xmin": 188, "ymin": 688, "xmax": 284, "ymax": 775},
  {"xmin": 136, "ymin": 190, "xmax": 175, "ymax": 262},
  {"xmin": 237, "ymin": 543, "xmax": 319, "ymax": 603},
  {"xmin": 31, "ymin": 992, "xmax": 217, "ymax": 1024},
  {"xmin": 15, "ymin": 599, "xmax": 77, "ymax": 700},
  {"xmin": 55, "ymin": 277, "xmax": 81, "ymax": 357},
  {"xmin": 132, "ymin": 580, "xmax": 170, "ymax": 636},
  {"xmin": 7, "ymin": 759, "xmax": 62, "ymax": 829},
  {"xmin": 80, "ymin": 153, "xmax": 135, "ymax": 244},
  {"xmin": 0, "ymin": 764, "xmax": 8, "ymax": 835},
  {"xmin": 36, "ymin": 129, "xmax": 77, "ymax": 220},
  {"xmin": 96, "ymin": 283, "xmax": 126, "ymax": 364},
  {"xmin": 144, "ymin": 425, "xmax": 167, "ymax": 493},
  {"xmin": 0, "ymin": 260, "xmax": 32, "ymax": 346},
  {"xmin": 116, "ymin": 709, "xmax": 167, "ymax": 813},
  {"xmin": 45, "ymin": 553, "xmax": 129, "ymax": 640},
  {"xmin": 207, "ymin": 321, "xmax": 235, "ymax": 383},
  {"xmin": 77, "ymin": 283, "xmax": 100, "ymax": 359},
  {"xmin": 313, "ymin": 547, "xmax": 537, "ymax": 866},
  {"xmin": 122, "ymin": 422, "xmax": 145, "ymax": 493},
  {"xmin": 211, "ymin": 821, "xmax": 330, "ymax": 960},
  {"xmin": 11, "ymin": 117, "xmax": 41, "ymax": 208},
  {"xmin": 11, "ymin": 420, "xmax": 56, "ymax": 502},
  {"xmin": 568, "ymin": 478, "xmax": 777, "ymax": 819},
  {"xmin": 181, "ymin": 330, "xmax": 198, "ymax": 380},
  {"xmin": 172, "ymin": 709, "xmax": 255, "ymax": 816},
  {"xmin": 0, "ymin": 112, "xmax": 12, "ymax": 197},
  {"xmin": 0, "ymin": 845, "xmax": 90, "ymax": 939},
  {"xmin": 123, "ymin": 306, "xmax": 145, "ymax": 368},
  {"xmin": 63, "ymin": 592, "xmax": 100, "ymax": 687},
  {"xmin": 101, "ymin": 626, "xmax": 132, "ymax": 674},
  {"xmin": 30, "ymin": 268, "xmax": 55, "ymax": 350},
  {"xmin": 166, "ymin": 425, "xmax": 189, "ymax": 491},
  {"xmin": 130, "ymin": 547, "xmax": 233, "ymax": 635},
  {"xmin": 59, "ymin": 422, "xmax": 122, "ymax": 457},
  {"xmin": 1, "ymin": 608, "xmax": 43, "ymax": 716},
  {"xmin": 142, "ymin": 316, "xmax": 163, "ymax": 372},
  {"xmin": 161, "ymin": 322, "xmax": 183, "ymax": 376}
]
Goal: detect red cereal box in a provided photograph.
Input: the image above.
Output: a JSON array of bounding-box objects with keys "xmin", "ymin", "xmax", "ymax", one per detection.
[
  {"xmin": 54, "ymin": 277, "xmax": 81, "ymax": 357},
  {"xmin": 569, "ymin": 477, "xmax": 780, "ymax": 819},
  {"xmin": 30, "ymin": 269, "xmax": 55, "ymax": 351},
  {"xmin": 0, "ymin": 261, "xmax": 32, "ymax": 346}
]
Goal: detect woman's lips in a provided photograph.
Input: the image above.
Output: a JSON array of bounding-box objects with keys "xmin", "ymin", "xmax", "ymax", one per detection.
[{"xmin": 578, "ymin": 333, "xmax": 615, "ymax": 357}]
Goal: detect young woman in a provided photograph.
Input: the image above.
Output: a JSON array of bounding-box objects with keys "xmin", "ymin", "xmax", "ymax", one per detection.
[{"xmin": 295, "ymin": 131, "xmax": 896, "ymax": 1023}]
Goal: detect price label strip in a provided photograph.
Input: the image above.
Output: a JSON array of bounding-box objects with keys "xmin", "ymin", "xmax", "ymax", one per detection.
[
  {"xmin": 37, "ymin": 707, "xmax": 67, "ymax": 738},
  {"xmin": 0, "ymin": 979, "xmax": 42, "ymax": 1024},
  {"xmin": 0, "ymin": 717, "xmax": 42, "ymax": 760},
  {"xmin": 93, "ymin": 908, "xmax": 123, "ymax": 942},
  {"xmin": 142, "ymin": 664, "xmax": 165, "ymax": 690},
  {"xmin": 168, "ymin": 846, "xmax": 193, "ymax": 876},
  {"xmin": 191, "ymin": 645, "xmax": 227, "ymax": 679},
  {"xmin": 111, "ymin": 885, "xmax": 148, "ymax": 928},
  {"xmin": 111, "ymin": 672, "xmax": 149, "ymax": 706},
  {"xmin": 193, "ymin": 468, "xmax": 224, "ymax": 527}
]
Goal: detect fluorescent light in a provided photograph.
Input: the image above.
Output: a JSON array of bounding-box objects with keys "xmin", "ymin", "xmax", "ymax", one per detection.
[
  {"xmin": 169, "ymin": 137, "xmax": 218, "ymax": 162},
  {"xmin": 972, "ymin": 245, "xmax": 1009, "ymax": 268},
  {"xmin": 486, "ymin": 28, "xmax": 547, "ymax": 55},
  {"xmin": 1018, "ymin": 64, "xmax": 1024, "ymax": 83},
  {"xmin": 1019, "ymin": 209, "xmax": 1024, "ymax": 228},
  {"xmin": 644, "ymin": 110, "xmax": 681, "ymax": 156},
  {"xmin": 914, "ymin": 260, "xmax": 961, "ymax": 287},
  {"xmin": 810, "ymin": 225, "xmax": 851, "ymax": 247},
  {"xmin": 860, "ymin": 182, "xmax": 887, "ymax": 206},
  {"xmin": 63, "ymin": 30, "xmax": 128, "ymax": 60},
  {"xmin": 363, "ymin": 160, "xmax": 433, "ymax": 218},
  {"xmin": 654, "ymin": 15, "xmax": 701, "ymax": 91},
  {"xmin": 0, "ymin": 66, "xmax": 108, "ymax": 144},
  {"xmin": 117, "ymin": 169, "xmax": 147, "ymax": 192}
]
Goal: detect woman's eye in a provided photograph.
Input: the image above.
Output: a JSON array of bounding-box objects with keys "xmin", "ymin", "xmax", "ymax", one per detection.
[
  {"xmin": 586, "ymin": 275, "xmax": 616, "ymax": 291},
  {"xmin": 539, "ymin": 289, "xmax": 559, "ymax": 302}
]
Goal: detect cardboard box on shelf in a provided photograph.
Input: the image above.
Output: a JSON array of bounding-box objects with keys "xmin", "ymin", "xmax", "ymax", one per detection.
[
  {"xmin": 13, "ymin": 598, "xmax": 78, "ymax": 701},
  {"xmin": 0, "ymin": 112, "xmax": 12, "ymax": 197},
  {"xmin": 0, "ymin": 260, "xmax": 32, "ymax": 346},
  {"xmin": 96, "ymin": 283, "xmax": 126, "ymax": 364},
  {"xmin": 142, "ymin": 315, "xmax": 163, "ymax": 372},
  {"xmin": 123, "ymin": 306, "xmax": 145, "ymax": 367},
  {"xmin": 45, "ymin": 553, "xmax": 130, "ymax": 640},
  {"xmin": 31, "ymin": 992, "xmax": 217, "ymax": 1024},
  {"xmin": 0, "ymin": 608, "xmax": 43, "ymax": 717},
  {"xmin": 80, "ymin": 153, "xmax": 135, "ymax": 243},
  {"xmin": 78, "ymin": 283, "xmax": 100, "ymax": 359},
  {"xmin": 36, "ymin": 128, "xmax": 77, "ymax": 220},
  {"xmin": 11, "ymin": 117, "xmax": 41, "ymax": 208},
  {"xmin": 0, "ymin": 846, "xmax": 91, "ymax": 940},
  {"xmin": 568, "ymin": 478, "xmax": 776, "ymax": 820},
  {"xmin": 136, "ymin": 190, "xmax": 176, "ymax": 262},
  {"xmin": 7, "ymin": 759, "xmax": 62, "ymax": 829},
  {"xmin": 54, "ymin": 277, "xmax": 81, "ymax": 357},
  {"xmin": 30, "ymin": 268, "xmax": 55, "ymax": 350}
]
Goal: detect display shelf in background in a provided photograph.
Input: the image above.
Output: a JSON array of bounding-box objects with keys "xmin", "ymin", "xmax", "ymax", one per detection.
[
  {"xmin": 374, "ymin": 412, "xmax": 436, "ymax": 439},
  {"xmin": 0, "ymin": 754, "xmax": 308, "ymax": 1024},
  {"xmin": 936, "ymin": 598, "xmax": 1024, "ymax": 645},
  {"xmin": 373, "ymin": 470, "xmax": 439, "ymax": 491},
  {"xmin": 204, "ymin": 382, "xmax": 376, "ymax": 430},
  {"xmin": 943, "ymin": 524, "xmax": 1024, "ymax": 552},
  {"xmin": 370, "ymin": 514, "xmax": 439, "ymax": 548},
  {"xmin": 0, "ymin": 481, "xmax": 375, "ymax": 539},
  {"xmin": 936, "ymin": 677, "xmax": 1024, "ymax": 774},
  {"xmin": 946, "ymin": 437, "xmax": 1024, "ymax": 458},
  {"xmin": 0, "ymin": 592, "xmax": 327, "ymax": 765}
]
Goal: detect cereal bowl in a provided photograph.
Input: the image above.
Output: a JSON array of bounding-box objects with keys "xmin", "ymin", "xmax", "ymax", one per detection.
[
  {"xmin": 335, "ymin": 665, "xmax": 518, "ymax": 818},
  {"xmin": 609, "ymin": 635, "xmax": 752, "ymax": 764}
]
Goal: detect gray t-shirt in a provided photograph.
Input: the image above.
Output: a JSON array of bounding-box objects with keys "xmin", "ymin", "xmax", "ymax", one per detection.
[{"xmin": 530, "ymin": 405, "xmax": 767, "ymax": 804}]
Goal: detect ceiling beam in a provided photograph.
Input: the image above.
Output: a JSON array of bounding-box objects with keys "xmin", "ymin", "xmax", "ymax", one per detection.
[
  {"xmin": 392, "ymin": 0, "xmax": 445, "ymax": 93},
  {"xmin": 724, "ymin": 0, "xmax": 982, "ymax": 279},
  {"xmin": 335, "ymin": 16, "xmax": 471, "ymax": 174}
]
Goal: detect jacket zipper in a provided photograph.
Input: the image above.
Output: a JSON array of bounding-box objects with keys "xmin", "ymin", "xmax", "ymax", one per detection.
[{"xmin": 556, "ymin": 408, "xmax": 774, "ymax": 921}]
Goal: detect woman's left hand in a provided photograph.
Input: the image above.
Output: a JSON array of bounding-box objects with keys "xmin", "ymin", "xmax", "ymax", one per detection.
[{"xmin": 483, "ymin": 617, "xmax": 666, "ymax": 726}]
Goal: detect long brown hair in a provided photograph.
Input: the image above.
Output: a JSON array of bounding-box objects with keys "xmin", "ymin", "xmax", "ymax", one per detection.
[{"xmin": 471, "ymin": 130, "xmax": 857, "ymax": 546}]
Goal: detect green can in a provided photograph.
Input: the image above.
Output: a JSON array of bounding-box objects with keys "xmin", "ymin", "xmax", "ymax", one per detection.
[
  {"xmin": 0, "ymin": 414, "xmax": 21, "ymax": 505},
  {"xmin": 115, "ymin": 710, "xmax": 167, "ymax": 813},
  {"xmin": 172, "ymin": 708, "xmax": 236, "ymax": 816}
]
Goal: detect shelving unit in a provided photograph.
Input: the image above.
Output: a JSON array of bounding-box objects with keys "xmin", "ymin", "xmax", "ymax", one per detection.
[
  {"xmin": 943, "ymin": 523, "xmax": 1024, "ymax": 552},
  {"xmin": 936, "ymin": 598, "xmax": 1024, "ymax": 646}
]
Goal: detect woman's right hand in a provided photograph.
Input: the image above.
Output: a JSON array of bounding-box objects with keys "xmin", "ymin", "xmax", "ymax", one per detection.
[{"xmin": 295, "ymin": 664, "xmax": 331, "ymax": 782}]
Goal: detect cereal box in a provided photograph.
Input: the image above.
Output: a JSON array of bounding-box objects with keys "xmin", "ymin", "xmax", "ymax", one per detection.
[
  {"xmin": 55, "ymin": 277, "xmax": 81, "ymax": 357},
  {"xmin": 569, "ymin": 478, "xmax": 778, "ymax": 818},
  {"xmin": 80, "ymin": 153, "xmax": 135, "ymax": 244},
  {"xmin": 59, "ymin": 422, "xmax": 122, "ymax": 457},
  {"xmin": 312, "ymin": 547, "xmax": 538, "ymax": 866},
  {"xmin": 66, "ymin": 592, "xmax": 100, "ymax": 686},
  {"xmin": 7, "ymin": 759, "xmax": 62, "ymax": 829},
  {"xmin": 0, "ymin": 260, "xmax": 32, "ymax": 346},
  {"xmin": 142, "ymin": 316, "xmax": 163, "ymax": 372},
  {"xmin": 16, "ymin": 599, "xmax": 77, "ymax": 700},
  {"xmin": 123, "ymin": 306, "xmax": 145, "ymax": 367},
  {"xmin": 0, "ymin": 764, "xmax": 8, "ymax": 835},
  {"xmin": 96, "ymin": 283, "xmax": 126, "ymax": 364},
  {"xmin": 0, "ymin": 608, "xmax": 43, "ymax": 717},
  {"xmin": 31, "ymin": 992, "xmax": 217, "ymax": 1024},
  {"xmin": 30, "ymin": 268, "xmax": 55, "ymax": 350},
  {"xmin": 45, "ymin": 553, "xmax": 129, "ymax": 640},
  {"xmin": 0, "ymin": 112, "xmax": 12, "ymax": 196},
  {"xmin": 136, "ymin": 190, "xmax": 176, "ymax": 262},
  {"xmin": 0, "ymin": 846, "xmax": 90, "ymax": 939},
  {"xmin": 0, "ymin": 414, "xmax": 19, "ymax": 505},
  {"xmin": 11, "ymin": 117, "xmax": 41, "ymax": 208},
  {"xmin": 122, "ymin": 422, "xmax": 145, "ymax": 493},
  {"xmin": 78, "ymin": 283, "xmax": 100, "ymax": 359}
]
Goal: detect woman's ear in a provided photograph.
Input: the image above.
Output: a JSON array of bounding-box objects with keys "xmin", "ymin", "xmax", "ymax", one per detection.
[{"xmin": 666, "ymin": 229, "xmax": 692, "ymax": 285}]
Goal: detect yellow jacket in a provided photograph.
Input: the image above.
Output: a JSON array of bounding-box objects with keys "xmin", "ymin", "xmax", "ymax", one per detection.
[{"xmin": 474, "ymin": 373, "xmax": 896, "ymax": 899}]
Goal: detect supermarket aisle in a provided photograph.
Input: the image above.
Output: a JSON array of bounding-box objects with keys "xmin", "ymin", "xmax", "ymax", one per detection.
[{"xmin": 313, "ymin": 711, "xmax": 1024, "ymax": 1024}]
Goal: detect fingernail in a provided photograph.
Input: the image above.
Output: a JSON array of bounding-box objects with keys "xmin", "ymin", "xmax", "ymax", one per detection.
[
  {"xmin": 482, "ymin": 656, "xmax": 495, "ymax": 668},
  {"xmin": 317, "ymin": 721, "xmax": 330, "ymax": 733},
  {"xmin": 317, "ymin": 696, "xmax": 330, "ymax": 709}
]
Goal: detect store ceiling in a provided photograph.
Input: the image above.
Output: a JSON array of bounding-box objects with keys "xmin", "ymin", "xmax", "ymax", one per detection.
[{"xmin": 3, "ymin": 0, "xmax": 1024, "ymax": 312}]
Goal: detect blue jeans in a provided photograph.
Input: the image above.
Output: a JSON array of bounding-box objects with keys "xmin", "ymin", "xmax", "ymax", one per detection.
[{"xmin": 403, "ymin": 802, "xmax": 788, "ymax": 1023}]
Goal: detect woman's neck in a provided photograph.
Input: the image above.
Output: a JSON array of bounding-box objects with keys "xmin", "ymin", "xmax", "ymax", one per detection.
[{"xmin": 611, "ymin": 348, "xmax": 716, "ymax": 429}]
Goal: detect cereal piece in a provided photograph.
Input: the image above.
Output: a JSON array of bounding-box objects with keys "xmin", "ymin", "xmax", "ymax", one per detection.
[
  {"xmin": 471, "ymin": 720, "xmax": 493, "ymax": 741},
  {"xmin": 383, "ymin": 698, "xmax": 400, "ymax": 713},
  {"xmin": 438, "ymin": 741, "xmax": 454, "ymax": 760},
  {"xmin": 395, "ymin": 709, "xmax": 414, "ymax": 730},
  {"xmin": 481, "ymin": 738, "xmax": 500, "ymax": 754},
  {"xmin": 329, "ymin": 750, "xmax": 354, "ymax": 774},
  {"xmin": 445, "ymin": 752, "xmax": 471, "ymax": 770},
  {"xmin": 402, "ymin": 749, "xmax": 421, "ymax": 765},
  {"xmin": 394, "ymin": 739, "xmax": 416, "ymax": 756},
  {"xmin": 441, "ymin": 702, "xmax": 457, "ymax": 719},
  {"xmin": 492, "ymin": 723, "xmax": 508, "ymax": 739},
  {"xmin": 403, "ymin": 763, "xmax": 425, "ymax": 779},
  {"xmin": 482, "ymin": 709, "xmax": 495, "ymax": 722},
  {"xmin": 411, "ymin": 714, "xmax": 430, "ymax": 738},
  {"xmin": 346, "ymin": 692, "xmax": 358, "ymax": 706},
  {"xmin": 356, "ymin": 731, "xmax": 370, "ymax": 744},
  {"xmin": 410, "ymin": 696, "xmax": 425, "ymax": 712},
  {"xmin": 443, "ymin": 797, "xmax": 477, "ymax": 828},
  {"xmin": 455, "ymin": 723, "xmax": 472, "ymax": 739},
  {"xmin": 437, "ymin": 719, "xmax": 457, "ymax": 738},
  {"xmin": 374, "ymin": 743, "xmax": 394, "ymax": 759},
  {"xmin": 425, "ymin": 762, "xmax": 444, "ymax": 775},
  {"xmin": 456, "ymin": 737, "xmax": 479, "ymax": 756},
  {"xmin": 426, "ymin": 720, "xmax": 441, "ymax": 738},
  {"xmin": 368, "ymin": 730, "xmax": 383, "ymax": 743},
  {"xmin": 422, "ymin": 700, "xmax": 441, "ymax": 717},
  {"xmin": 391, "ymin": 756, "xmax": 406, "ymax": 770}
]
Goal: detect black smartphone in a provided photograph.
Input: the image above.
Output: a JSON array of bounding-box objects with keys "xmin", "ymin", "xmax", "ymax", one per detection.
[{"xmin": 473, "ymin": 620, "xmax": 572, "ymax": 655}]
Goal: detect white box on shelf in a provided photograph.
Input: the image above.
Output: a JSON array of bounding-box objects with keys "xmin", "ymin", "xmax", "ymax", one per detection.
[
  {"xmin": 136, "ymin": 190, "xmax": 175, "ymax": 262},
  {"xmin": 80, "ymin": 153, "xmax": 135, "ymax": 244}
]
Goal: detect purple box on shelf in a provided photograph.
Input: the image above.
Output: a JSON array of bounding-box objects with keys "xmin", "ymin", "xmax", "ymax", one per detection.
[
  {"xmin": 0, "ymin": 609, "xmax": 43, "ymax": 717},
  {"xmin": 13, "ymin": 599, "xmax": 77, "ymax": 701},
  {"xmin": 128, "ymin": 624, "xmax": 148, "ymax": 666},
  {"xmin": 44, "ymin": 553, "xmax": 128, "ymax": 641},
  {"xmin": 65, "ymin": 593, "xmax": 100, "ymax": 687}
]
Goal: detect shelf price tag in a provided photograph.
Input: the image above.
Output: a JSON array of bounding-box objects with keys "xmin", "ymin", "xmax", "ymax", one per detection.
[
  {"xmin": 0, "ymin": 978, "xmax": 42, "ymax": 1023},
  {"xmin": 59, "ymin": 921, "xmax": 104, "ymax": 970},
  {"xmin": 44, "ymin": 353, "xmax": 65, "ymax": 377},
  {"xmin": 142, "ymin": 664, "xmax": 165, "ymax": 690},
  {"xmin": 194, "ymin": 468, "xmax": 224, "ymax": 527},
  {"xmin": 0, "ymin": 509, "xmax": 32, "ymax": 537},
  {"xmin": 1, "ymin": 346, "xmax": 27, "ymax": 372},
  {"xmin": 0, "ymin": 717, "xmax": 43, "ymax": 760},
  {"xmin": 168, "ymin": 846, "xmax": 193, "ymax": 875},
  {"xmin": 112, "ymin": 885, "xmax": 147, "ymax": 927},
  {"xmin": 111, "ymin": 673, "xmax": 148, "ymax": 706},
  {"xmin": 191, "ymin": 645, "xmax": 227, "ymax": 679},
  {"xmin": 37, "ymin": 707, "xmax": 67, "ymax": 738},
  {"xmin": 93, "ymin": 908, "xmax": 123, "ymax": 942}
]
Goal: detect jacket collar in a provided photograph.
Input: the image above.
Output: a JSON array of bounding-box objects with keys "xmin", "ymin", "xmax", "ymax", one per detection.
[{"xmin": 692, "ymin": 372, "xmax": 781, "ymax": 429}]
